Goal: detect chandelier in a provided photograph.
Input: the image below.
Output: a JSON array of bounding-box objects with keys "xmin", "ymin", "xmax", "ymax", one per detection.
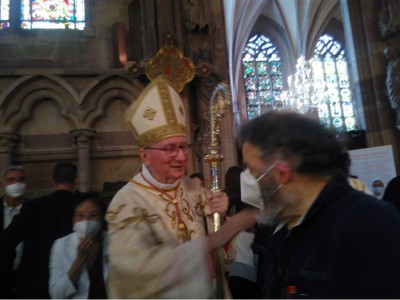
[{"xmin": 282, "ymin": 56, "xmax": 327, "ymax": 116}]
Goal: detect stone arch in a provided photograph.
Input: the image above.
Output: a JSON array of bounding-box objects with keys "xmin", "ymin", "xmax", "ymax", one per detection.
[
  {"xmin": 250, "ymin": 15, "xmax": 295, "ymax": 80},
  {"xmin": 0, "ymin": 74, "xmax": 80, "ymax": 132},
  {"xmin": 79, "ymin": 73, "xmax": 144, "ymax": 127},
  {"xmin": 306, "ymin": 7, "xmax": 343, "ymax": 59},
  {"xmin": 15, "ymin": 91, "xmax": 78, "ymax": 134}
]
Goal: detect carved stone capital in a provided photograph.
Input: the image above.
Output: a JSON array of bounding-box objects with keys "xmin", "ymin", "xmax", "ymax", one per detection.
[
  {"xmin": 0, "ymin": 133, "xmax": 19, "ymax": 153},
  {"xmin": 71, "ymin": 129, "xmax": 97, "ymax": 146}
]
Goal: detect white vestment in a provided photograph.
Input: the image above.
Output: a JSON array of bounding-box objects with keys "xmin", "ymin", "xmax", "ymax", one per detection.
[{"xmin": 106, "ymin": 173, "xmax": 215, "ymax": 298}]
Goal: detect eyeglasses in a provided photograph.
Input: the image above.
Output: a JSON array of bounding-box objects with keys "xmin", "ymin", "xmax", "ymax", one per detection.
[{"xmin": 145, "ymin": 143, "xmax": 191, "ymax": 157}]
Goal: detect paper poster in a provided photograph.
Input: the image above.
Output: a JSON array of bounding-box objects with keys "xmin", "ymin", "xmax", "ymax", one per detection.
[{"xmin": 348, "ymin": 145, "xmax": 397, "ymax": 199}]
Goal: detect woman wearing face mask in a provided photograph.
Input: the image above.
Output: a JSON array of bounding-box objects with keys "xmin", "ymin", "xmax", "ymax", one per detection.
[{"xmin": 48, "ymin": 192, "xmax": 108, "ymax": 299}]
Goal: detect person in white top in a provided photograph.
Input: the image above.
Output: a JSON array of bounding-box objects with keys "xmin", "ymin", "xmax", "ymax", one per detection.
[
  {"xmin": 225, "ymin": 166, "xmax": 258, "ymax": 299},
  {"xmin": 49, "ymin": 192, "xmax": 108, "ymax": 299}
]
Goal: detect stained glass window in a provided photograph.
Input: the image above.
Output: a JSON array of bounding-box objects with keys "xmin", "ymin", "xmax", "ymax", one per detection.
[
  {"xmin": 242, "ymin": 34, "xmax": 284, "ymax": 120},
  {"xmin": 21, "ymin": 0, "xmax": 85, "ymax": 29},
  {"xmin": 312, "ymin": 34, "xmax": 356, "ymax": 131},
  {"xmin": 0, "ymin": 0, "xmax": 10, "ymax": 29},
  {"xmin": 0, "ymin": 0, "xmax": 85, "ymax": 30}
]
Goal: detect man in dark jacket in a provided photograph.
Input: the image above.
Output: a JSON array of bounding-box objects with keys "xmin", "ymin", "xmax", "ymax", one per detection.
[
  {"xmin": 0, "ymin": 162, "xmax": 79, "ymax": 298},
  {"xmin": 0, "ymin": 165, "xmax": 27, "ymax": 298},
  {"xmin": 240, "ymin": 111, "xmax": 400, "ymax": 298}
]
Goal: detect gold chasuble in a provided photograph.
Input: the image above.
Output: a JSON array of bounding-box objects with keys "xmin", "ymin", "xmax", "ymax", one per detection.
[{"xmin": 106, "ymin": 172, "xmax": 214, "ymax": 298}]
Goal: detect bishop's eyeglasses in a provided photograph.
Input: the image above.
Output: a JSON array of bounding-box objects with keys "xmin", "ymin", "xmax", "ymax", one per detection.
[{"xmin": 145, "ymin": 143, "xmax": 191, "ymax": 157}]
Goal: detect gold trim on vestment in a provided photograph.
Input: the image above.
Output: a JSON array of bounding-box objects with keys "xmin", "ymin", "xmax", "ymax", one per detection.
[
  {"xmin": 129, "ymin": 178, "xmax": 195, "ymax": 241},
  {"xmin": 130, "ymin": 179, "xmax": 179, "ymax": 193}
]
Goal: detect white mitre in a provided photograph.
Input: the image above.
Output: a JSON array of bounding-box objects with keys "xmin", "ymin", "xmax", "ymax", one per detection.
[{"xmin": 126, "ymin": 76, "xmax": 186, "ymax": 148}]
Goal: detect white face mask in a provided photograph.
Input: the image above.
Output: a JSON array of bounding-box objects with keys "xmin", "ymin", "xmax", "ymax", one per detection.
[
  {"xmin": 5, "ymin": 182, "xmax": 26, "ymax": 198},
  {"xmin": 240, "ymin": 163, "xmax": 277, "ymax": 209},
  {"xmin": 73, "ymin": 220, "xmax": 101, "ymax": 239},
  {"xmin": 373, "ymin": 186, "xmax": 384, "ymax": 196}
]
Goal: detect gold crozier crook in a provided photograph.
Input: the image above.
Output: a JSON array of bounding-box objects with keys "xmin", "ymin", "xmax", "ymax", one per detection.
[{"xmin": 204, "ymin": 82, "xmax": 231, "ymax": 299}]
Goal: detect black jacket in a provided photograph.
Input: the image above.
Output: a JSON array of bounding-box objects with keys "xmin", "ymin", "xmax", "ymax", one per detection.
[
  {"xmin": 254, "ymin": 175, "xmax": 400, "ymax": 299},
  {"xmin": 0, "ymin": 195, "xmax": 26, "ymax": 298},
  {"xmin": 383, "ymin": 176, "xmax": 400, "ymax": 211},
  {"xmin": 0, "ymin": 197, "xmax": 4, "ymax": 233},
  {"xmin": 0, "ymin": 190, "xmax": 77, "ymax": 299}
]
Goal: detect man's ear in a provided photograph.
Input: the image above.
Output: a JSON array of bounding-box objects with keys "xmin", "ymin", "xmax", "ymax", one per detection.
[
  {"xmin": 275, "ymin": 161, "xmax": 293, "ymax": 184},
  {"xmin": 139, "ymin": 148, "xmax": 150, "ymax": 166}
]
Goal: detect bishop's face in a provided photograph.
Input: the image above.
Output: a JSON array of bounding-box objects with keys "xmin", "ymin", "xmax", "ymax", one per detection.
[{"xmin": 140, "ymin": 136, "xmax": 189, "ymax": 184}]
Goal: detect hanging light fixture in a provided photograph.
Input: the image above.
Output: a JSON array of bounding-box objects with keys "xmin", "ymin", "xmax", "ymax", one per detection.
[{"xmin": 283, "ymin": 56, "xmax": 328, "ymax": 117}]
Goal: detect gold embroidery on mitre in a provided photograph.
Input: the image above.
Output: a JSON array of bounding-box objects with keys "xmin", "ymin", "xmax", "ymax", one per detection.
[
  {"xmin": 137, "ymin": 124, "xmax": 186, "ymax": 149},
  {"xmin": 143, "ymin": 107, "xmax": 157, "ymax": 120},
  {"xmin": 125, "ymin": 77, "xmax": 186, "ymax": 148},
  {"xmin": 159, "ymin": 82, "xmax": 178, "ymax": 124}
]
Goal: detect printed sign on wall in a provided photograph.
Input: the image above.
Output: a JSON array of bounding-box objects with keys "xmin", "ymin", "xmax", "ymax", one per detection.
[{"xmin": 348, "ymin": 145, "xmax": 397, "ymax": 199}]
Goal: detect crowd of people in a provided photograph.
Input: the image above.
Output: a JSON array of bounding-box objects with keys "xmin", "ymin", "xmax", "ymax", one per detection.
[{"xmin": 1, "ymin": 76, "xmax": 400, "ymax": 299}]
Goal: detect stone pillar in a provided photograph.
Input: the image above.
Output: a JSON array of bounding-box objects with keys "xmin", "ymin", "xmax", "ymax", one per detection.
[
  {"xmin": 341, "ymin": 0, "xmax": 400, "ymax": 169},
  {"xmin": 0, "ymin": 133, "xmax": 19, "ymax": 172},
  {"xmin": 71, "ymin": 129, "xmax": 96, "ymax": 192}
]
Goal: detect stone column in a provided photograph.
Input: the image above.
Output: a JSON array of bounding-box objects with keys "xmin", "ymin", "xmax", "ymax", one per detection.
[
  {"xmin": 341, "ymin": 0, "xmax": 400, "ymax": 168},
  {"xmin": 0, "ymin": 133, "xmax": 19, "ymax": 172},
  {"xmin": 71, "ymin": 129, "xmax": 96, "ymax": 192}
]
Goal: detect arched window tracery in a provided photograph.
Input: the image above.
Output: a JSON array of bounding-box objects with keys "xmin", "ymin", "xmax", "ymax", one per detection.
[
  {"xmin": 312, "ymin": 33, "xmax": 357, "ymax": 131},
  {"xmin": 242, "ymin": 33, "xmax": 285, "ymax": 120}
]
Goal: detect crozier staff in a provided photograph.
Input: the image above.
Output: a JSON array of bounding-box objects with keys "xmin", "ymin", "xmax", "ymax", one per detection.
[{"xmin": 106, "ymin": 77, "xmax": 257, "ymax": 299}]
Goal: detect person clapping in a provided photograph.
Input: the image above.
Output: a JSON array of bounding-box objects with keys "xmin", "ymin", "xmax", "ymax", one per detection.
[{"xmin": 49, "ymin": 192, "xmax": 108, "ymax": 299}]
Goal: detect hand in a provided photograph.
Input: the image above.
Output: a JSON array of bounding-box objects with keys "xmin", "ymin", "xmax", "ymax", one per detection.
[
  {"xmin": 68, "ymin": 236, "xmax": 97, "ymax": 284},
  {"xmin": 231, "ymin": 207, "xmax": 259, "ymax": 231},
  {"xmin": 208, "ymin": 191, "xmax": 228, "ymax": 215},
  {"xmin": 206, "ymin": 207, "xmax": 259, "ymax": 253},
  {"xmin": 76, "ymin": 236, "xmax": 95, "ymax": 262}
]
